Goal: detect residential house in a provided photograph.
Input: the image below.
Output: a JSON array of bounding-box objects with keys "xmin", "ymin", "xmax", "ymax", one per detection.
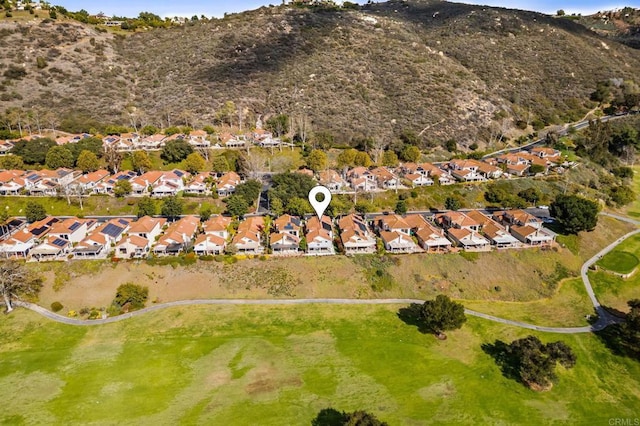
[
  {"xmin": 232, "ymin": 216, "xmax": 264, "ymax": 254},
  {"xmin": 446, "ymin": 228, "xmax": 490, "ymax": 251},
  {"xmin": 151, "ymin": 170, "xmax": 188, "ymax": 197},
  {"xmin": 0, "ymin": 170, "xmax": 26, "ymax": 195},
  {"xmin": 481, "ymin": 221, "xmax": 520, "ymax": 248},
  {"xmin": 93, "ymin": 218, "xmax": 131, "ymax": 244},
  {"xmin": 193, "ymin": 234, "xmax": 227, "ymax": 255},
  {"xmin": 510, "ymin": 225, "xmax": 555, "ymax": 246},
  {"xmin": 380, "ymin": 230, "xmax": 417, "ymax": 253},
  {"xmin": 130, "ymin": 171, "xmax": 164, "ymax": 195},
  {"xmin": 404, "ymin": 214, "xmax": 451, "ymax": 252},
  {"xmin": 0, "ymin": 218, "xmax": 26, "ymax": 241},
  {"xmin": 270, "ymin": 214, "xmax": 302, "ymax": 254},
  {"xmin": 338, "ymin": 214, "xmax": 376, "ymax": 254},
  {"xmin": 153, "ymin": 215, "xmax": 199, "ymax": 256},
  {"xmin": 30, "ymin": 235, "xmax": 71, "ymax": 261},
  {"xmin": 114, "ymin": 235, "xmax": 151, "ymax": 259},
  {"xmin": 369, "ymin": 167, "xmax": 401, "ymax": 189},
  {"xmin": 0, "ymin": 217, "xmax": 48, "ymax": 258},
  {"xmin": 494, "ymin": 209, "xmax": 543, "ymax": 229},
  {"xmin": 530, "ymin": 147, "xmax": 561, "ymax": 161},
  {"xmin": 217, "ymin": 172, "xmax": 242, "ymax": 197},
  {"xmin": 128, "ymin": 216, "xmax": 167, "ymax": 242},
  {"xmin": 94, "ymin": 171, "xmax": 137, "ymax": 194},
  {"xmin": 72, "ymin": 232, "xmax": 109, "ymax": 259},
  {"xmin": 188, "ymin": 130, "xmax": 210, "ymax": 148},
  {"xmin": 184, "ymin": 172, "xmax": 212, "ymax": 195},
  {"xmin": 318, "ymin": 170, "xmax": 348, "ymax": 192},
  {"xmin": 48, "ymin": 217, "xmax": 96, "ymax": 243},
  {"xmin": 203, "ymin": 216, "xmax": 232, "ymax": 240},
  {"xmin": 220, "ymin": 133, "xmax": 246, "ymax": 148},
  {"xmin": 377, "ymin": 214, "xmax": 412, "ymax": 236},
  {"xmin": 477, "ymin": 162, "xmax": 503, "ymax": 180},
  {"xmin": 414, "ymin": 222, "xmax": 452, "ymax": 252},
  {"xmin": 305, "ymin": 215, "xmax": 334, "ymax": 255},
  {"xmin": 405, "ymin": 173, "xmax": 434, "ymax": 187},
  {"xmin": 138, "ymin": 134, "xmax": 166, "ymax": 150},
  {"xmin": 435, "ymin": 211, "xmax": 481, "ymax": 232},
  {"xmin": 351, "ymin": 176, "xmax": 378, "ymax": 192},
  {"xmin": 74, "ymin": 169, "xmax": 110, "ymax": 192},
  {"xmin": 448, "ymin": 159, "xmax": 487, "ymax": 182}
]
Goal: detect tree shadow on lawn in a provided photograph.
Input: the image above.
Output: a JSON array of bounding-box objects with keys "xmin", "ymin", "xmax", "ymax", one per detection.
[
  {"xmin": 593, "ymin": 308, "xmax": 640, "ymax": 362},
  {"xmin": 397, "ymin": 303, "xmax": 430, "ymax": 335},
  {"xmin": 311, "ymin": 408, "xmax": 347, "ymax": 426},
  {"xmin": 481, "ymin": 340, "xmax": 524, "ymax": 385}
]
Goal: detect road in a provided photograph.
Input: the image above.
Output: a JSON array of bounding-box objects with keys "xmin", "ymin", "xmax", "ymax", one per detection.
[
  {"xmin": 7, "ymin": 212, "xmax": 636, "ymax": 333},
  {"xmin": 481, "ymin": 112, "xmax": 633, "ymax": 160}
]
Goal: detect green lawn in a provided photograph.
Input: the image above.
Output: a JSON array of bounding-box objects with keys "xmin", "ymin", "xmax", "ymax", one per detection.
[
  {"xmin": 597, "ymin": 251, "xmax": 640, "ymax": 275},
  {"xmin": 589, "ymin": 234, "xmax": 640, "ymax": 311},
  {"xmin": 1, "ymin": 305, "xmax": 638, "ymax": 425}
]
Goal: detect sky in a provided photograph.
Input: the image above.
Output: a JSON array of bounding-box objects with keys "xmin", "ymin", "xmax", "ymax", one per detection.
[{"xmin": 51, "ymin": 0, "xmax": 640, "ymax": 19}]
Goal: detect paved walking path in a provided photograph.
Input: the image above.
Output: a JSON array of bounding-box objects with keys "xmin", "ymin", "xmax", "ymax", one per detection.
[{"xmin": 10, "ymin": 212, "xmax": 638, "ymax": 334}]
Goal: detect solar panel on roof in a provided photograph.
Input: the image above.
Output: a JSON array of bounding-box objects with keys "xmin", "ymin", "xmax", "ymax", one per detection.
[
  {"xmin": 102, "ymin": 223, "xmax": 123, "ymax": 238},
  {"xmin": 118, "ymin": 218, "xmax": 129, "ymax": 226},
  {"xmin": 52, "ymin": 238, "xmax": 68, "ymax": 247},
  {"xmin": 69, "ymin": 222, "xmax": 81, "ymax": 231}
]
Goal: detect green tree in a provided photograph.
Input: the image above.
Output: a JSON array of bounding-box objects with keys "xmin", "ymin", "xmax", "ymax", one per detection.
[
  {"xmin": 445, "ymin": 139, "xmax": 457, "ymax": 152},
  {"xmin": 286, "ymin": 197, "xmax": 312, "ymax": 216},
  {"xmin": 76, "ymin": 150, "xmax": 100, "ymax": 173},
  {"xmin": 269, "ymin": 172, "xmax": 316, "ymax": 206},
  {"xmin": 211, "ymin": 155, "xmax": 230, "ymax": 173},
  {"xmin": 161, "ymin": 196, "xmax": 183, "ymax": 220},
  {"xmin": 184, "ymin": 152, "xmax": 206, "ymax": 174},
  {"xmin": 234, "ymin": 180, "xmax": 262, "ymax": 206},
  {"xmin": 314, "ymin": 131, "xmax": 335, "ymax": 150},
  {"xmin": 337, "ymin": 148, "xmax": 358, "ymax": 168},
  {"xmin": 164, "ymin": 126, "xmax": 182, "ymax": 136},
  {"xmin": 45, "ymin": 146, "xmax": 74, "ymax": 169},
  {"xmin": 67, "ymin": 137, "xmax": 104, "ymax": 160},
  {"xmin": 140, "ymin": 125, "xmax": 159, "ymax": 136},
  {"xmin": 161, "ymin": 139, "xmax": 194, "ymax": 163},
  {"xmin": 312, "ymin": 408, "xmax": 388, "ymax": 426},
  {"xmin": 395, "ymin": 199, "xmax": 408, "ymax": 215},
  {"xmin": 265, "ymin": 114, "xmax": 289, "ymax": 137},
  {"xmin": 131, "ymin": 151, "xmax": 153, "ymax": 174},
  {"xmin": 307, "ymin": 149, "xmax": 328, "ymax": 172},
  {"xmin": 113, "ymin": 179, "xmax": 132, "ymax": 197},
  {"xmin": 489, "ymin": 336, "xmax": 577, "ymax": 391},
  {"xmin": 225, "ymin": 194, "xmax": 249, "ymax": 217},
  {"xmin": 418, "ymin": 295, "xmax": 467, "ymax": 337},
  {"xmin": 136, "ymin": 196, "xmax": 157, "ymax": 218},
  {"xmin": 381, "ymin": 150, "xmax": 399, "ymax": 167},
  {"xmin": 270, "ymin": 197, "xmax": 284, "ymax": 217},
  {"xmin": 444, "ymin": 196, "xmax": 461, "ymax": 211},
  {"xmin": 0, "ymin": 261, "xmax": 42, "ymax": 313},
  {"xmin": 529, "ymin": 164, "xmax": 546, "ymax": 174},
  {"xmin": 550, "ymin": 195, "xmax": 599, "ymax": 234},
  {"xmin": 112, "ymin": 283, "xmax": 148, "ymax": 312},
  {"xmin": 518, "ymin": 188, "xmax": 542, "ymax": 205},
  {"xmin": 354, "ymin": 151, "xmax": 373, "ymax": 167},
  {"xmin": 25, "ymin": 201, "xmax": 46, "ymax": 223},
  {"xmin": 609, "ymin": 185, "xmax": 636, "ymax": 206},
  {"xmin": 10, "ymin": 138, "xmax": 56, "ymax": 165},
  {"xmin": 0, "ymin": 155, "xmax": 24, "ymax": 170},
  {"xmin": 400, "ymin": 145, "xmax": 421, "ymax": 162},
  {"xmin": 199, "ymin": 205, "xmax": 212, "ymax": 221}
]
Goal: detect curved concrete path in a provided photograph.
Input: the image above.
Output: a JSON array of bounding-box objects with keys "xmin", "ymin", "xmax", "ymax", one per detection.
[{"xmin": 9, "ymin": 212, "xmax": 638, "ymax": 334}]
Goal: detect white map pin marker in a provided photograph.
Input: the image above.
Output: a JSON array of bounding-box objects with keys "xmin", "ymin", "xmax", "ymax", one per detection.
[{"xmin": 309, "ymin": 186, "xmax": 332, "ymax": 220}]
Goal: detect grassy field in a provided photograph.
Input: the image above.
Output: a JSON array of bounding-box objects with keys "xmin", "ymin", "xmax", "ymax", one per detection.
[
  {"xmin": 590, "ymin": 233, "xmax": 640, "ymax": 312},
  {"xmin": 597, "ymin": 251, "xmax": 640, "ymax": 275},
  {"xmin": 1, "ymin": 305, "xmax": 639, "ymax": 425}
]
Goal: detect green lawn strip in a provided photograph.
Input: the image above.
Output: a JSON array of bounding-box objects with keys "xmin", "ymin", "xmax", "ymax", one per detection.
[
  {"xmin": 0, "ymin": 195, "xmax": 222, "ymax": 216},
  {"xmin": 596, "ymin": 251, "xmax": 639, "ymax": 275},
  {"xmin": 1, "ymin": 305, "xmax": 639, "ymax": 424}
]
